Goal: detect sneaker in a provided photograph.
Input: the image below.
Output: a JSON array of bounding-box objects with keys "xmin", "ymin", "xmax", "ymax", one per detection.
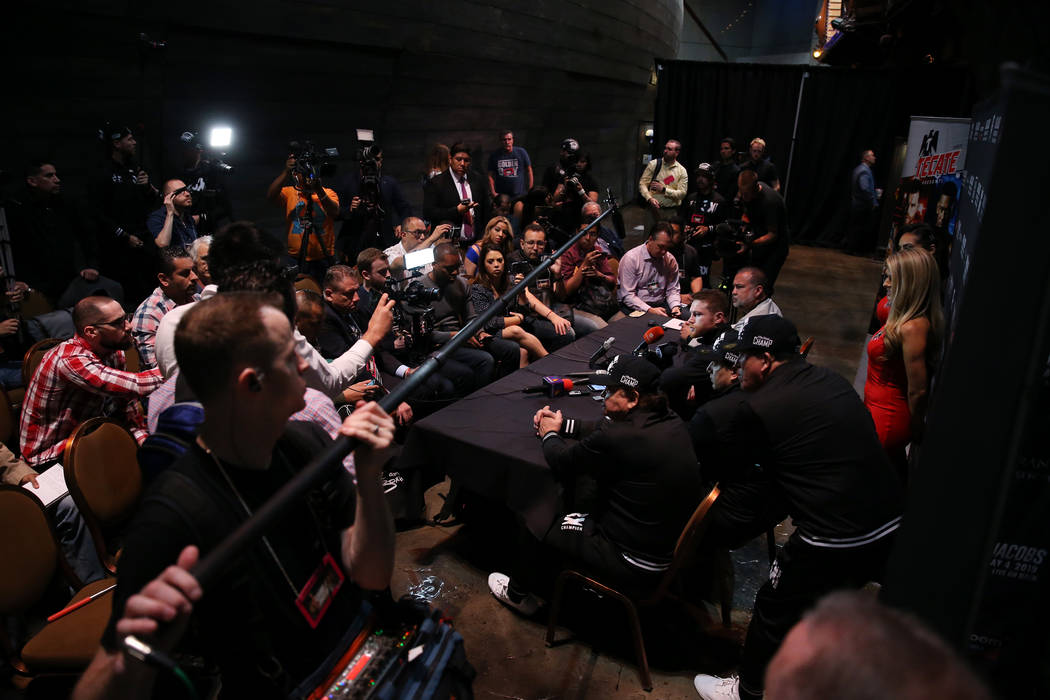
[
  {"xmin": 693, "ymin": 673, "xmax": 741, "ymax": 700},
  {"xmin": 487, "ymin": 572, "xmax": 541, "ymax": 616}
]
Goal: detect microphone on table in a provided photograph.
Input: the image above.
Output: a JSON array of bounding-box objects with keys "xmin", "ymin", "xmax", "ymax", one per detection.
[
  {"xmin": 588, "ymin": 336, "xmax": 616, "ymax": 368},
  {"xmin": 521, "ymin": 377, "xmax": 574, "ymax": 397},
  {"xmin": 632, "ymin": 325, "xmax": 665, "ymax": 355}
]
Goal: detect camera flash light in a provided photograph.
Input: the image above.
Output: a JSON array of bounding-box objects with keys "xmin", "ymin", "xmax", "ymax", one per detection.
[{"xmin": 210, "ymin": 127, "xmax": 233, "ymax": 148}]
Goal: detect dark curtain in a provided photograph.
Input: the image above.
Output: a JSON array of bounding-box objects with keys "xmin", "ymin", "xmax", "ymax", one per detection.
[{"xmin": 654, "ymin": 61, "xmax": 975, "ymax": 244}]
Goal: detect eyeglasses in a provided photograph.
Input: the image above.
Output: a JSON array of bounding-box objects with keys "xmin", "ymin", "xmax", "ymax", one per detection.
[
  {"xmin": 405, "ymin": 229, "xmax": 428, "ymax": 238},
  {"xmin": 93, "ymin": 313, "xmax": 132, "ymax": 328}
]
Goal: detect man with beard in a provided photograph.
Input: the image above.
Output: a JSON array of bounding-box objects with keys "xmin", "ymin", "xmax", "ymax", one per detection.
[
  {"xmin": 682, "ymin": 163, "xmax": 727, "ymax": 289},
  {"xmin": 21, "ymin": 296, "xmax": 164, "ymax": 465}
]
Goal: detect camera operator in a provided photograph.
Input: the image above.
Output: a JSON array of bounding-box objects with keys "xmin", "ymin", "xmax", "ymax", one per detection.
[
  {"xmin": 682, "ymin": 163, "xmax": 727, "ymax": 289},
  {"xmin": 336, "ymin": 143, "xmax": 412, "ymax": 262},
  {"xmin": 736, "ymin": 169, "xmax": 790, "ymax": 287},
  {"xmin": 423, "ymin": 143, "xmax": 491, "ymax": 247},
  {"xmin": 176, "ymin": 130, "xmax": 233, "ymax": 234},
  {"xmin": 505, "ymin": 222, "xmax": 575, "ymax": 351},
  {"xmin": 385, "ymin": 217, "xmax": 452, "ymax": 276},
  {"xmin": 89, "ymin": 122, "xmax": 159, "ymax": 304},
  {"xmin": 418, "ymin": 242, "xmax": 521, "ymax": 379},
  {"xmin": 541, "ymin": 138, "xmax": 598, "ymax": 239},
  {"xmin": 266, "ymin": 149, "xmax": 340, "ymax": 282}
]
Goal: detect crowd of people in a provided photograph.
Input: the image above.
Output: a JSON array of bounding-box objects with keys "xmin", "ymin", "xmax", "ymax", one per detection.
[{"xmin": 0, "ymin": 123, "xmax": 984, "ymax": 700}]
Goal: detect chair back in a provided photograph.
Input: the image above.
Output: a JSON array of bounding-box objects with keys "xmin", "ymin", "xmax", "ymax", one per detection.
[
  {"xmin": 22, "ymin": 338, "xmax": 62, "ymax": 387},
  {"xmin": 294, "ymin": 274, "xmax": 322, "ymax": 295},
  {"xmin": 0, "ymin": 385, "xmax": 16, "ymax": 445},
  {"xmin": 0, "ymin": 486, "xmax": 67, "ymax": 614},
  {"xmin": 63, "ymin": 418, "xmax": 142, "ymax": 569},
  {"xmin": 18, "ymin": 289, "xmax": 53, "ymax": 321},
  {"xmin": 800, "ymin": 337, "xmax": 815, "ymax": 359},
  {"xmin": 646, "ymin": 484, "xmax": 721, "ymax": 603},
  {"xmin": 124, "ymin": 345, "xmax": 141, "ymax": 373}
]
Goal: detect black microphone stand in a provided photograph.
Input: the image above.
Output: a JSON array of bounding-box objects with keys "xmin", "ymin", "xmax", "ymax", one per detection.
[{"xmin": 189, "ymin": 192, "xmax": 621, "ymax": 588}]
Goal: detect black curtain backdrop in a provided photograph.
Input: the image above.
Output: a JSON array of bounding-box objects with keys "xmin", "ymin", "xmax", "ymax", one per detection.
[{"xmin": 654, "ymin": 61, "xmax": 975, "ymax": 245}]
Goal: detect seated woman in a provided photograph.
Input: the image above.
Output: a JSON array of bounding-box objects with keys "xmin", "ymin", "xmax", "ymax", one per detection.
[
  {"xmin": 864, "ymin": 247, "xmax": 943, "ymax": 479},
  {"xmin": 469, "ymin": 244, "xmax": 555, "ymax": 366},
  {"xmin": 463, "ymin": 216, "xmax": 514, "ymax": 278}
]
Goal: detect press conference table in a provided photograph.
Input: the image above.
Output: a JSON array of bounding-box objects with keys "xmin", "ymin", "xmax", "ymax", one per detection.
[{"xmin": 399, "ymin": 313, "xmax": 676, "ymax": 536}]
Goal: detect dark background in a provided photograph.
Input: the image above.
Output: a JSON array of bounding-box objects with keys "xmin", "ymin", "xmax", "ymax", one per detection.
[{"xmin": 653, "ymin": 60, "xmax": 975, "ymax": 245}]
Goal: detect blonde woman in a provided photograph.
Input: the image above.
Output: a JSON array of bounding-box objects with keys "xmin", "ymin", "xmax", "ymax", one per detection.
[
  {"xmin": 864, "ymin": 247, "xmax": 943, "ymax": 477},
  {"xmin": 463, "ymin": 216, "xmax": 514, "ymax": 278}
]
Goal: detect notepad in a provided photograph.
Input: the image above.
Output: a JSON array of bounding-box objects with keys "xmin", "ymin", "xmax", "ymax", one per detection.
[
  {"xmin": 22, "ymin": 463, "xmax": 68, "ymax": 507},
  {"xmin": 662, "ymin": 318, "xmax": 685, "ymax": 331}
]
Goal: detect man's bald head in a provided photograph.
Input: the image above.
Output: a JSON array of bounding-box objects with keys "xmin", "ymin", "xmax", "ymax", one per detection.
[{"xmin": 73, "ymin": 296, "xmax": 121, "ymax": 334}]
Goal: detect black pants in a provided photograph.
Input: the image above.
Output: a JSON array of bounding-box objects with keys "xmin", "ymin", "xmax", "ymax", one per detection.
[
  {"xmin": 660, "ymin": 362, "xmax": 714, "ymax": 421},
  {"xmin": 736, "ymin": 531, "xmax": 895, "ymax": 698},
  {"xmin": 522, "ymin": 316, "xmax": 576, "ymax": 353},
  {"xmin": 845, "ymin": 207, "xmax": 877, "ymax": 254},
  {"xmin": 485, "ymin": 336, "xmax": 523, "ymax": 378}
]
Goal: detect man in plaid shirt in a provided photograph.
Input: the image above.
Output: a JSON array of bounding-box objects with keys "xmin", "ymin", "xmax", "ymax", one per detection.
[
  {"xmin": 21, "ymin": 296, "xmax": 164, "ymax": 466},
  {"xmin": 131, "ymin": 246, "xmax": 200, "ymax": 369}
]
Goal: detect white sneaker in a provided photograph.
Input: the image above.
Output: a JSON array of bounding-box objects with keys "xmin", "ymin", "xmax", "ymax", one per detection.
[
  {"xmin": 487, "ymin": 572, "xmax": 541, "ymax": 616},
  {"xmin": 693, "ymin": 673, "xmax": 741, "ymax": 700}
]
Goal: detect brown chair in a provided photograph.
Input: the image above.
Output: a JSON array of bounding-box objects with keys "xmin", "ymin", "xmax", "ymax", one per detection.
[
  {"xmin": 18, "ymin": 290, "xmax": 53, "ymax": 321},
  {"xmin": 294, "ymin": 274, "xmax": 323, "ymax": 295},
  {"xmin": 124, "ymin": 344, "xmax": 141, "ymax": 373},
  {"xmin": 0, "ymin": 485, "xmax": 114, "ymax": 683},
  {"xmin": 21, "ymin": 338, "xmax": 62, "ymax": 388},
  {"xmin": 545, "ymin": 485, "xmax": 722, "ymax": 691},
  {"xmin": 0, "ymin": 385, "xmax": 17, "ymax": 446},
  {"xmin": 63, "ymin": 418, "xmax": 142, "ymax": 574}
]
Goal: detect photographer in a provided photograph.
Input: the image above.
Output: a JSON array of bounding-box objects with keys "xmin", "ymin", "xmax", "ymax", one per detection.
[
  {"xmin": 682, "ymin": 162, "xmax": 727, "ymax": 289},
  {"xmin": 506, "ymin": 223, "xmax": 575, "ymax": 351},
  {"xmin": 736, "ymin": 169, "xmax": 790, "ymax": 287},
  {"xmin": 423, "ymin": 143, "xmax": 491, "ymax": 246},
  {"xmin": 541, "ymin": 138, "xmax": 598, "ymax": 238},
  {"xmin": 336, "ymin": 143, "xmax": 412, "ymax": 261},
  {"xmin": 558, "ymin": 205, "xmax": 619, "ymax": 336},
  {"xmin": 266, "ymin": 150, "xmax": 340, "ymax": 282},
  {"xmin": 176, "ymin": 130, "xmax": 233, "ymax": 234},
  {"xmin": 385, "ymin": 217, "xmax": 452, "ymax": 276}
]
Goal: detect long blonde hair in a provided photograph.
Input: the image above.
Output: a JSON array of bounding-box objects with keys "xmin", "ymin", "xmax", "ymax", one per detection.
[{"xmin": 883, "ymin": 247, "xmax": 943, "ymax": 363}]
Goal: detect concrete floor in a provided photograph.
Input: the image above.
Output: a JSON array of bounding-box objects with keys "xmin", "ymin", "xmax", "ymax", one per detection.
[{"xmin": 389, "ymin": 233, "xmax": 885, "ymax": 699}]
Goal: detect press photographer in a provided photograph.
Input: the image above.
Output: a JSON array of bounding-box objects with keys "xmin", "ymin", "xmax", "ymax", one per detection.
[
  {"xmin": 176, "ymin": 129, "xmax": 234, "ymax": 234},
  {"xmin": 541, "ymin": 138, "xmax": 598, "ymax": 238},
  {"xmin": 506, "ymin": 222, "xmax": 575, "ymax": 351},
  {"xmin": 266, "ymin": 141, "xmax": 340, "ymax": 281},
  {"xmin": 736, "ymin": 169, "xmax": 790, "ymax": 287},
  {"xmin": 336, "ymin": 143, "xmax": 412, "ymax": 262}
]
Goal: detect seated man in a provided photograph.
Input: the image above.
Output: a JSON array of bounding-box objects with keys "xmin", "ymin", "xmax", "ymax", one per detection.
[
  {"xmin": 294, "ymin": 288, "xmax": 325, "ymax": 347},
  {"xmin": 558, "ymin": 205, "xmax": 619, "ymax": 335},
  {"xmin": 131, "ymin": 247, "xmax": 200, "ymax": 369},
  {"xmin": 72, "ymin": 293, "xmax": 397, "ymax": 699},
  {"xmin": 616, "ymin": 222, "xmax": 681, "ymax": 318},
  {"xmin": 660, "ymin": 289, "xmax": 730, "ymax": 420},
  {"xmin": 146, "ymin": 179, "xmax": 199, "ymax": 249},
  {"xmin": 488, "ymin": 355, "xmax": 701, "ymax": 614},
  {"xmin": 506, "ymin": 223, "xmax": 575, "ymax": 351},
  {"xmin": 384, "ymin": 217, "xmax": 451, "ymax": 275},
  {"xmin": 691, "ymin": 316, "xmax": 904, "ymax": 700},
  {"xmin": 730, "ymin": 266, "xmax": 782, "ymax": 330},
  {"xmin": 354, "ymin": 247, "xmax": 391, "ymax": 319},
  {"xmin": 188, "ymin": 235, "xmax": 212, "ymax": 287},
  {"xmin": 21, "ymin": 296, "xmax": 164, "ymax": 466}
]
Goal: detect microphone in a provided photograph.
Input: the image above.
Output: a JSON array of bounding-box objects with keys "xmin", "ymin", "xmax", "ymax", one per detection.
[
  {"xmin": 588, "ymin": 336, "xmax": 616, "ymax": 368},
  {"xmin": 521, "ymin": 377, "xmax": 574, "ymax": 397},
  {"xmin": 632, "ymin": 326, "xmax": 665, "ymax": 355}
]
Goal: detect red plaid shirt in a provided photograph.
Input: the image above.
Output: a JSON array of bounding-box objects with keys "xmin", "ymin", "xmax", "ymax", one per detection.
[{"xmin": 19, "ymin": 336, "xmax": 164, "ymax": 466}]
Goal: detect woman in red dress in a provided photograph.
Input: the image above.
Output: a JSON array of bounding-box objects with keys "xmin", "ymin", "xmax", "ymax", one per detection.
[{"xmin": 864, "ymin": 247, "xmax": 943, "ymax": 478}]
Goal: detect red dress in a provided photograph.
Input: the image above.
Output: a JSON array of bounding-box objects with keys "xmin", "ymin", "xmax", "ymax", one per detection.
[{"xmin": 865, "ymin": 327, "xmax": 910, "ymax": 475}]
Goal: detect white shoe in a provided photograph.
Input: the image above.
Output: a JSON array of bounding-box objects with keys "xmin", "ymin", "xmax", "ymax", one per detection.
[
  {"xmin": 487, "ymin": 572, "xmax": 541, "ymax": 616},
  {"xmin": 693, "ymin": 673, "xmax": 741, "ymax": 700}
]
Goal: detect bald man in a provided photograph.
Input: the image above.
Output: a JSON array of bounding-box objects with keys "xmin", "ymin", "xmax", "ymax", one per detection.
[
  {"xmin": 384, "ymin": 216, "xmax": 453, "ymax": 276},
  {"xmin": 21, "ymin": 296, "xmax": 164, "ymax": 466},
  {"xmin": 146, "ymin": 178, "xmax": 199, "ymax": 248}
]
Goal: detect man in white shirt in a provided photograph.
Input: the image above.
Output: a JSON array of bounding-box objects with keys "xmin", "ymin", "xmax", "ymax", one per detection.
[{"xmin": 730, "ymin": 266, "xmax": 782, "ymax": 331}]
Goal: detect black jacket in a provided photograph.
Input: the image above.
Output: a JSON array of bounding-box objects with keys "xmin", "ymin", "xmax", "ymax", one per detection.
[{"xmin": 422, "ymin": 169, "xmax": 491, "ymax": 240}]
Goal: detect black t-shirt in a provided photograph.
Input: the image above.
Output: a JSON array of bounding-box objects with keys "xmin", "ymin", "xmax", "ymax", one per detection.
[
  {"xmin": 542, "ymin": 165, "xmax": 598, "ymax": 233},
  {"xmin": 542, "ymin": 408, "xmax": 701, "ymax": 564},
  {"xmin": 704, "ymin": 359, "xmax": 904, "ymax": 541},
  {"xmin": 682, "ymin": 190, "xmax": 727, "ymax": 255},
  {"xmin": 743, "ymin": 184, "xmax": 790, "ymax": 257},
  {"xmin": 671, "ymin": 243, "xmax": 702, "ymax": 294},
  {"xmin": 102, "ymin": 422, "xmax": 363, "ymax": 697},
  {"xmin": 741, "ymin": 158, "xmax": 780, "ymax": 188}
]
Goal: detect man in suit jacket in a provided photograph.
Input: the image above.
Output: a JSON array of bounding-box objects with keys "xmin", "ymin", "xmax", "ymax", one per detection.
[{"xmin": 423, "ymin": 142, "xmax": 491, "ymax": 246}]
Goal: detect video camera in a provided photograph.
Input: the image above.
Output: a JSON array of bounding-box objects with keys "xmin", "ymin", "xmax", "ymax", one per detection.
[
  {"xmin": 355, "ymin": 143, "xmax": 385, "ymax": 216},
  {"xmin": 385, "ymin": 280, "xmax": 441, "ymax": 305},
  {"xmin": 384, "ymin": 279, "xmax": 442, "ymax": 360},
  {"xmin": 289, "ymin": 140, "xmax": 339, "ymax": 181},
  {"xmin": 180, "ymin": 130, "xmax": 234, "ymax": 173},
  {"xmin": 712, "ymin": 220, "xmax": 755, "ymax": 258}
]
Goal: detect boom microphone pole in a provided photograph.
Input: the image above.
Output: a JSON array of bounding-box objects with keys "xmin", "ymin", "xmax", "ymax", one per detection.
[{"xmin": 187, "ymin": 192, "xmax": 620, "ymax": 589}]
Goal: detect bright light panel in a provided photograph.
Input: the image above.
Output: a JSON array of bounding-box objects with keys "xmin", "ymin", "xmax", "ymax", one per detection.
[{"xmin": 210, "ymin": 127, "xmax": 233, "ymax": 148}]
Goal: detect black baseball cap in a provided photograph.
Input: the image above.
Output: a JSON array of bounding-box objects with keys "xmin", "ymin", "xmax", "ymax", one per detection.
[
  {"xmin": 98, "ymin": 121, "xmax": 132, "ymax": 142},
  {"xmin": 605, "ymin": 354, "xmax": 661, "ymax": 394},
  {"xmin": 694, "ymin": 162, "xmax": 715, "ymax": 179},
  {"xmin": 561, "ymin": 138, "xmax": 580, "ymax": 154},
  {"xmin": 696, "ymin": 328, "xmax": 741, "ymax": 367},
  {"xmin": 727, "ymin": 315, "xmax": 800, "ymax": 356}
]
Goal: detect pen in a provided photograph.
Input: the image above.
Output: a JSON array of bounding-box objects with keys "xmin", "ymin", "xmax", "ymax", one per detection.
[{"xmin": 47, "ymin": 583, "xmax": 117, "ymax": 622}]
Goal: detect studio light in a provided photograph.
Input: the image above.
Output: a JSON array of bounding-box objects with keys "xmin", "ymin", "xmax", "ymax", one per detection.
[{"xmin": 210, "ymin": 126, "xmax": 233, "ymax": 148}]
